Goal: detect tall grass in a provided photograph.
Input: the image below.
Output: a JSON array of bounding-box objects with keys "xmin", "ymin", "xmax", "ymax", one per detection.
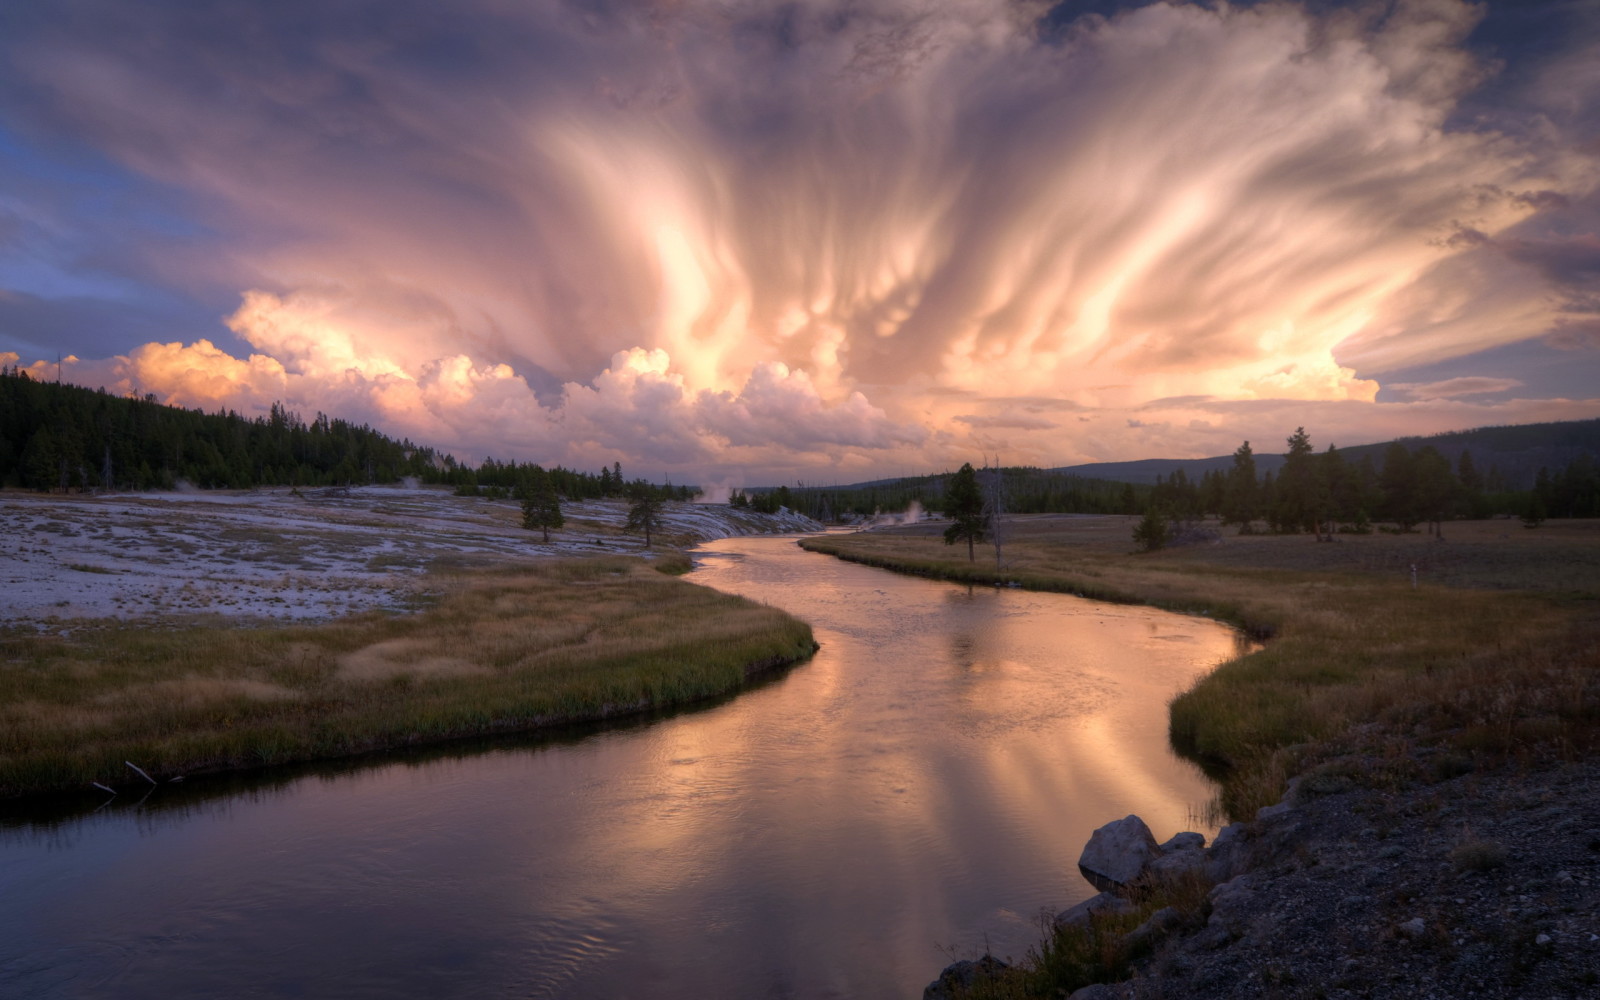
[
  {"xmin": 0, "ymin": 555, "xmax": 816, "ymax": 797},
  {"xmin": 802, "ymin": 520, "xmax": 1600, "ymax": 819}
]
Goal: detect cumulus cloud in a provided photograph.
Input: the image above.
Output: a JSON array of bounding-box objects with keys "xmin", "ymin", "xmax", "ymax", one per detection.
[
  {"xmin": 23, "ymin": 292, "xmax": 923, "ymax": 477},
  {"xmin": 1, "ymin": 0, "xmax": 1597, "ymax": 474}
]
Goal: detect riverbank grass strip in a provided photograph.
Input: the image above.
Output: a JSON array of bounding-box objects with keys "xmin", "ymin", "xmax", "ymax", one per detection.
[
  {"xmin": 0, "ymin": 555, "xmax": 816, "ymax": 797},
  {"xmin": 801, "ymin": 522, "xmax": 1600, "ymax": 820}
]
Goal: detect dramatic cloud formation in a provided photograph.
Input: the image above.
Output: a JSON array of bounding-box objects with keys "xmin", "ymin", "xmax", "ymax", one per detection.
[{"xmin": 1, "ymin": 0, "xmax": 1597, "ymax": 479}]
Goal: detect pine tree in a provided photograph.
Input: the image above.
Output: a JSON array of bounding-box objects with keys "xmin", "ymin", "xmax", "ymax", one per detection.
[
  {"xmin": 519, "ymin": 467, "xmax": 564, "ymax": 543},
  {"xmin": 1274, "ymin": 427, "xmax": 1318, "ymax": 533},
  {"xmin": 1133, "ymin": 506, "xmax": 1169, "ymax": 551},
  {"xmin": 625, "ymin": 484, "xmax": 664, "ymax": 548},
  {"xmin": 941, "ymin": 462, "xmax": 986, "ymax": 562},
  {"xmin": 1380, "ymin": 443, "xmax": 1420, "ymax": 531}
]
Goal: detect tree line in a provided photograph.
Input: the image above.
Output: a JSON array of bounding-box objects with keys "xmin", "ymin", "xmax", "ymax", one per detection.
[
  {"xmin": 0, "ymin": 367, "xmax": 697, "ymax": 504},
  {"xmin": 1142, "ymin": 426, "xmax": 1600, "ymax": 539},
  {"xmin": 767, "ymin": 468, "xmax": 1147, "ymax": 522},
  {"xmin": 1, "ymin": 366, "xmax": 442, "ymax": 490}
]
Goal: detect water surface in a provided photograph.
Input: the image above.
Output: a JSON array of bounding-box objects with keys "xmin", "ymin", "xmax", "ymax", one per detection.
[{"xmin": 1, "ymin": 535, "xmax": 1243, "ymax": 999}]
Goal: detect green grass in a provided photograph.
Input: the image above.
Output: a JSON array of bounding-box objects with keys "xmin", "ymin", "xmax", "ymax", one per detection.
[{"xmin": 0, "ymin": 555, "xmax": 816, "ymax": 797}]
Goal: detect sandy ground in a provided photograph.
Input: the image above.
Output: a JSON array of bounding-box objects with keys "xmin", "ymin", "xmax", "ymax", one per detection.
[{"xmin": 0, "ymin": 485, "xmax": 821, "ymax": 630}]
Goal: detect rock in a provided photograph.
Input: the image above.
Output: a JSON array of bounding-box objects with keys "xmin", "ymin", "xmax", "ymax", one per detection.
[
  {"xmin": 1207, "ymin": 876, "xmax": 1258, "ymax": 936},
  {"xmin": 1148, "ymin": 828, "xmax": 1207, "ymax": 881},
  {"xmin": 1397, "ymin": 917, "xmax": 1427, "ymax": 940},
  {"xmin": 1126, "ymin": 906, "xmax": 1183, "ymax": 952},
  {"xmin": 1067, "ymin": 984, "xmax": 1121, "ymax": 1000},
  {"xmin": 923, "ymin": 955, "xmax": 1008, "ymax": 1000},
  {"xmin": 1535, "ymin": 933, "xmax": 1552, "ymax": 946},
  {"xmin": 1204, "ymin": 823, "xmax": 1250, "ymax": 883},
  {"xmin": 1161, "ymin": 832, "xmax": 1207, "ymax": 853},
  {"xmin": 1056, "ymin": 890, "xmax": 1136, "ymax": 930},
  {"xmin": 1255, "ymin": 801, "xmax": 1293, "ymax": 822},
  {"xmin": 1148, "ymin": 846, "xmax": 1207, "ymax": 880},
  {"xmin": 1079, "ymin": 814, "xmax": 1162, "ymax": 889}
]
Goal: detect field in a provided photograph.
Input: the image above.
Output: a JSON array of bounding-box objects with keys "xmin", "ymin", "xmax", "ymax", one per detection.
[
  {"xmin": 802, "ymin": 515, "xmax": 1600, "ymax": 819},
  {"xmin": 0, "ymin": 488, "xmax": 818, "ymax": 797}
]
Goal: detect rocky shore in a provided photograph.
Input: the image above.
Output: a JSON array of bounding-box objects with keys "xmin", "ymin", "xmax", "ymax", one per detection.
[{"xmin": 927, "ymin": 755, "xmax": 1600, "ymax": 999}]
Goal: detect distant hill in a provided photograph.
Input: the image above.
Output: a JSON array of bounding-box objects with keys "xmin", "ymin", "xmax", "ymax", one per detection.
[{"xmin": 1052, "ymin": 418, "xmax": 1600, "ymax": 489}]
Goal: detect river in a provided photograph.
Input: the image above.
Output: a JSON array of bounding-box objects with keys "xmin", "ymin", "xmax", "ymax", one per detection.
[{"xmin": 0, "ymin": 535, "xmax": 1244, "ymax": 999}]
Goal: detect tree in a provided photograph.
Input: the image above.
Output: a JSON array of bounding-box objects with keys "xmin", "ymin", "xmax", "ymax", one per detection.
[
  {"xmin": 941, "ymin": 462, "xmax": 986, "ymax": 562},
  {"xmin": 1133, "ymin": 506, "xmax": 1169, "ymax": 551},
  {"xmin": 1413, "ymin": 446, "xmax": 1456, "ymax": 537},
  {"xmin": 519, "ymin": 467, "xmax": 564, "ymax": 543},
  {"xmin": 1221, "ymin": 440, "xmax": 1258, "ymax": 531},
  {"xmin": 1379, "ymin": 443, "xmax": 1420, "ymax": 531},
  {"xmin": 1273, "ymin": 427, "xmax": 1319, "ymax": 533},
  {"xmin": 625, "ymin": 484, "xmax": 664, "ymax": 548}
]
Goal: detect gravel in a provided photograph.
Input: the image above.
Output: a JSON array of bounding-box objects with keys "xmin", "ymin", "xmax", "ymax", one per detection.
[{"xmin": 1113, "ymin": 757, "xmax": 1600, "ymax": 999}]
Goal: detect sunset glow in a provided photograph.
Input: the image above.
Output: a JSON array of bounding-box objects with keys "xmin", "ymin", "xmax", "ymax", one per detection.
[{"xmin": 2, "ymin": 0, "xmax": 1597, "ymax": 479}]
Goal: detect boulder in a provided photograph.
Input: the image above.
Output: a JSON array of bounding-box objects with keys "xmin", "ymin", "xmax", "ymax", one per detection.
[
  {"xmin": 923, "ymin": 955, "xmax": 1008, "ymax": 1000},
  {"xmin": 1160, "ymin": 832, "xmax": 1206, "ymax": 853},
  {"xmin": 1204, "ymin": 823, "xmax": 1249, "ymax": 882},
  {"xmin": 1055, "ymin": 890, "xmax": 1136, "ymax": 931},
  {"xmin": 1067, "ymin": 984, "xmax": 1121, "ymax": 1000},
  {"xmin": 1125, "ymin": 906, "xmax": 1184, "ymax": 953},
  {"xmin": 1079, "ymin": 814, "xmax": 1161, "ymax": 889},
  {"xmin": 1206, "ymin": 875, "xmax": 1258, "ymax": 937}
]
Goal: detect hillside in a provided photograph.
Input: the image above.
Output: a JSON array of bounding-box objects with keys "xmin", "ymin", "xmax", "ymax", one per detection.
[{"xmin": 1050, "ymin": 417, "xmax": 1600, "ymax": 488}]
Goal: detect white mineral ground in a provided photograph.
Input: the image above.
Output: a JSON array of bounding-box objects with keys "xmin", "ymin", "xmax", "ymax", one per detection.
[{"xmin": 0, "ymin": 485, "xmax": 821, "ymax": 631}]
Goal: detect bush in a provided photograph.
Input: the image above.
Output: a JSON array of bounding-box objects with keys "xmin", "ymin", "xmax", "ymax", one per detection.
[{"xmin": 1132, "ymin": 509, "xmax": 1169, "ymax": 552}]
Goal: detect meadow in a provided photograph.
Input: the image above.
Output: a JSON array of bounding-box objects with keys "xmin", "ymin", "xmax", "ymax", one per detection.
[
  {"xmin": 0, "ymin": 555, "xmax": 816, "ymax": 798},
  {"xmin": 801, "ymin": 516, "xmax": 1600, "ymax": 820}
]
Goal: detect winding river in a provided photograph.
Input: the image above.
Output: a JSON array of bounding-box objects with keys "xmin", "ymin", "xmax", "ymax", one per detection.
[{"xmin": 0, "ymin": 535, "xmax": 1244, "ymax": 999}]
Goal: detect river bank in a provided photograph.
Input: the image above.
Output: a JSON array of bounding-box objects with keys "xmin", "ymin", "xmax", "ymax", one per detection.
[
  {"xmin": 0, "ymin": 488, "xmax": 822, "ymax": 799},
  {"xmin": 801, "ymin": 516, "xmax": 1599, "ymax": 819},
  {"xmin": 800, "ymin": 516, "xmax": 1600, "ymax": 997}
]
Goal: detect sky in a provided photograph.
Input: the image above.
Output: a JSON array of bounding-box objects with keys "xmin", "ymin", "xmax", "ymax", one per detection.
[{"xmin": 1, "ymin": 0, "xmax": 1598, "ymax": 484}]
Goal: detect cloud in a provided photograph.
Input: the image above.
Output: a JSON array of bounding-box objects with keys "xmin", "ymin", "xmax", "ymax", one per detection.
[
  {"xmin": 1388, "ymin": 376, "xmax": 1525, "ymax": 400},
  {"xmin": 952, "ymin": 413, "xmax": 1058, "ymax": 431},
  {"xmin": 21, "ymin": 291, "xmax": 922, "ymax": 476},
  {"xmin": 0, "ymin": 0, "xmax": 1596, "ymax": 476}
]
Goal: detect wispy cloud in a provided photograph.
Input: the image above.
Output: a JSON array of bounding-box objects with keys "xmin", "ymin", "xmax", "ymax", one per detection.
[{"xmin": 1, "ymin": 0, "xmax": 1596, "ymax": 474}]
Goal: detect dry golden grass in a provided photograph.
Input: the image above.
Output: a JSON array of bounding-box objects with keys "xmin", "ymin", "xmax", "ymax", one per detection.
[
  {"xmin": 803, "ymin": 517, "xmax": 1600, "ymax": 819},
  {"xmin": 0, "ymin": 555, "xmax": 816, "ymax": 797}
]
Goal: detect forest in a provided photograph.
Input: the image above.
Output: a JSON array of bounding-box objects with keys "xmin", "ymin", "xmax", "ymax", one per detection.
[
  {"xmin": 1141, "ymin": 427, "xmax": 1600, "ymax": 532},
  {"xmin": 766, "ymin": 425, "xmax": 1599, "ymax": 527},
  {"xmin": 0, "ymin": 367, "xmax": 691, "ymax": 500},
  {"xmin": 766, "ymin": 469, "xmax": 1145, "ymax": 521}
]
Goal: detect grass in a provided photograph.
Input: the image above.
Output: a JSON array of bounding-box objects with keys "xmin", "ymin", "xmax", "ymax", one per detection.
[
  {"xmin": 0, "ymin": 555, "xmax": 816, "ymax": 798},
  {"xmin": 945, "ymin": 870, "xmax": 1216, "ymax": 999},
  {"xmin": 801, "ymin": 516, "xmax": 1600, "ymax": 820}
]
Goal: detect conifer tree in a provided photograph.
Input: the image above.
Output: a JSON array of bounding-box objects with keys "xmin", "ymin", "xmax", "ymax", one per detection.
[
  {"xmin": 941, "ymin": 462, "xmax": 986, "ymax": 562},
  {"xmin": 625, "ymin": 484, "xmax": 664, "ymax": 548},
  {"xmin": 519, "ymin": 467, "xmax": 564, "ymax": 543}
]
